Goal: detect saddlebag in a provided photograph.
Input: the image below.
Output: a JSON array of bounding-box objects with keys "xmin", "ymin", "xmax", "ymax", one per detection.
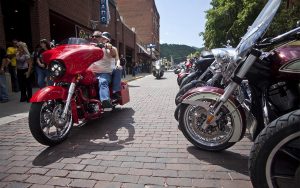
[{"xmin": 120, "ymin": 82, "xmax": 130, "ymax": 105}]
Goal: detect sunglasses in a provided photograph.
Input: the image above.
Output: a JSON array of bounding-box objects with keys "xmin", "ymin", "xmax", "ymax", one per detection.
[{"xmin": 92, "ymin": 35, "xmax": 101, "ymax": 38}]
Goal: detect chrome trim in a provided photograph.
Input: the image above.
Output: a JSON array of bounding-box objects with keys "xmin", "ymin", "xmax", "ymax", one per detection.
[{"xmin": 61, "ymin": 82, "xmax": 76, "ymax": 118}]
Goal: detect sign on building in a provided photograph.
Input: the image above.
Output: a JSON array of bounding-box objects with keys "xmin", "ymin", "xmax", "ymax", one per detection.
[{"xmin": 100, "ymin": 0, "xmax": 110, "ymax": 25}]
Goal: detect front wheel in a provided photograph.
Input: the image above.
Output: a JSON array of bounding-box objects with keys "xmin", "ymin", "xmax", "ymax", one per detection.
[
  {"xmin": 249, "ymin": 110, "xmax": 300, "ymax": 188},
  {"xmin": 179, "ymin": 101, "xmax": 237, "ymax": 151},
  {"xmin": 29, "ymin": 101, "xmax": 73, "ymax": 146}
]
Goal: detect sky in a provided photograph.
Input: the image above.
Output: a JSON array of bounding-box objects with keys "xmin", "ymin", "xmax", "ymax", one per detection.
[{"xmin": 155, "ymin": 0, "xmax": 211, "ymax": 48}]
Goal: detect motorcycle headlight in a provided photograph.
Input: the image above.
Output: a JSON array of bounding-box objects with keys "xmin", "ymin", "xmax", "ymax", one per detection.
[
  {"xmin": 212, "ymin": 48, "xmax": 237, "ymax": 63},
  {"xmin": 49, "ymin": 60, "xmax": 66, "ymax": 79},
  {"xmin": 156, "ymin": 65, "xmax": 160, "ymax": 69}
]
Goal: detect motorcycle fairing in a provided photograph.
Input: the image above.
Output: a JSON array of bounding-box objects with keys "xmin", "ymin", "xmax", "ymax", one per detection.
[
  {"xmin": 30, "ymin": 86, "xmax": 68, "ymax": 102},
  {"xmin": 181, "ymin": 86, "xmax": 246, "ymax": 142}
]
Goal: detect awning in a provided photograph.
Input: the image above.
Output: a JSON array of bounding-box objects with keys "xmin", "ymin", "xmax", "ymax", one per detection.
[{"xmin": 137, "ymin": 43, "xmax": 150, "ymax": 56}]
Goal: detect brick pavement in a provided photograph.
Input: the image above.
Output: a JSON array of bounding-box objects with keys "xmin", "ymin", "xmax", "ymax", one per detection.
[{"xmin": 0, "ymin": 72, "xmax": 253, "ymax": 188}]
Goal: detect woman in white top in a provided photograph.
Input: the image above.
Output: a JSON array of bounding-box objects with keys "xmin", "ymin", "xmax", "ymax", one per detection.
[{"xmin": 16, "ymin": 42, "xmax": 33, "ymax": 102}]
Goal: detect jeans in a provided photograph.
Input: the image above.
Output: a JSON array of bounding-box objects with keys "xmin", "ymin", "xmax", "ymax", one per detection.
[
  {"xmin": 0, "ymin": 73, "xmax": 9, "ymax": 101},
  {"xmin": 112, "ymin": 68, "xmax": 122, "ymax": 92},
  {"xmin": 96, "ymin": 73, "xmax": 111, "ymax": 102},
  {"xmin": 96, "ymin": 69, "xmax": 122, "ymax": 102},
  {"xmin": 35, "ymin": 66, "xmax": 49, "ymax": 88}
]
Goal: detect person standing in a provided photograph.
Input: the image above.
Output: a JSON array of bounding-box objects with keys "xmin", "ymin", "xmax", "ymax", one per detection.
[
  {"xmin": 0, "ymin": 47, "xmax": 9, "ymax": 103},
  {"xmin": 120, "ymin": 54, "xmax": 127, "ymax": 78},
  {"xmin": 35, "ymin": 39, "xmax": 52, "ymax": 88},
  {"xmin": 6, "ymin": 40, "xmax": 19, "ymax": 92},
  {"xmin": 131, "ymin": 62, "xmax": 136, "ymax": 77},
  {"xmin": 16, "ymin": 42, "xmax": 33, "ymax": 102}
]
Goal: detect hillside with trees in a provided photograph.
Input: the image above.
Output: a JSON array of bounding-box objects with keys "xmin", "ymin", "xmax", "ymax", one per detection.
[{"xmin": 160, "ymin": 43, "xmax": 202, "ymax": 63}]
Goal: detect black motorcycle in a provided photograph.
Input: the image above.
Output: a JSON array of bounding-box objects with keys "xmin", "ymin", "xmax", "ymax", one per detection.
[{"xmin": 152, "ymin": 60, "xmax": 164, "ymax": 79}]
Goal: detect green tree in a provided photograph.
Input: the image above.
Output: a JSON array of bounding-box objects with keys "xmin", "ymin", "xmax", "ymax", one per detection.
[{"xmin": 203, "ymin": 0, "xmax": 300, "ymax": 49}]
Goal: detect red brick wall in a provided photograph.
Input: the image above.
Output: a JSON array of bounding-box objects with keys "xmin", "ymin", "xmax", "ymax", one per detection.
[
  {"xmin": 116, "ymin": 0, "xmax": 160, "ymax": 52},
  {"xmin": 1, "ymin": 0, "xmax": 136, "ymax": 60}
]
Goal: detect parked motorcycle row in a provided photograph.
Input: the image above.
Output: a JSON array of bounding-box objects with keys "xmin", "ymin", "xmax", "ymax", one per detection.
[{"xmin": 174, "ymin": 0, "xmax": 299, "ymax": 187}]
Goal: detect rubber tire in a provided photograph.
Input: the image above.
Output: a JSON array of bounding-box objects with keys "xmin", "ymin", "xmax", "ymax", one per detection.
[
  {"xmin": 175, "ymin": 81, "xmax": 206, "ymax": 105},
  {"xmin": 180, "ymin": 75, "xmax": 194, "ymax": 89},
  {"xmin": 249, "ymin": 109, "xmax": 300, "ymax": 188},
  {"xmin": 29, "ymin": 102, "xmax": 72, "ymax": 146},
  {"xmin": 179, "ymin": 104, "xmax": 236, "ymax": 151},
  {"xmin": 177, "ymin": 74, "xmax": 188, "ymax": 86},
  {"xmin": 174, "ymin": 104, "xmax": 181, "ymax": 121}
]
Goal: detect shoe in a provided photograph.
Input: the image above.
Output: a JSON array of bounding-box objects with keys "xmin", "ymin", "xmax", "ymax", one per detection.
[
  {"xmin": 102, "ymin": 100, "xmax": 112, "ymax": 111},
  {"xmin": 112, "ymin": 92, "xmax": 122, "ymax": 101}
]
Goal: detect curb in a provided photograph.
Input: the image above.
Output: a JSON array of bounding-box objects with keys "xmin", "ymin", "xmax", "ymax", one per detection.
[
  {"xmin": 122, "ymin": 74, "xmax": 150, "ymax": 83},
  {"xmin": 0, "ymin": 112, "xmax": 28, "ymax": 126}
]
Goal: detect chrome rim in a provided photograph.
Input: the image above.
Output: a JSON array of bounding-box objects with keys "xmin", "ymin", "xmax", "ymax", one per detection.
[
  {"xmin": 183, "ymin": 99, "xmax": 234, "ymax": 147},
  {"xmin": 40, "ymin": 101, "xmax": 72, "ymax": 141},
  {"xmin": 266, "ymin": 132, "xmax": 300, "ymax": 188}
]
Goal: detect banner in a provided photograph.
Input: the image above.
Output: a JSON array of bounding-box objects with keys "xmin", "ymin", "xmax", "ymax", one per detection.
[{"xmin": 100, "ymin": 0, "xmax": 110, "ymax": 25}]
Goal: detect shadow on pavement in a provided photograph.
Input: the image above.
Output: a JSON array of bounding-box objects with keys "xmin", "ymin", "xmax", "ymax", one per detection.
[
  {"xmin": 32, "ymin": 108, "xmax": 135, "ymax": 166},
  {"xmin": 187, "ymin": 146, "xmax": 249, "ymax": 176},
  {"xmin": 155, "ymin": 77, "xmax": 167, "ymax": 80}
]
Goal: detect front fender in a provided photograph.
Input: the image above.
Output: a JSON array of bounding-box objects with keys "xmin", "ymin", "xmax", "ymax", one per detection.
[
  {"xmin": 30, "ymin": 86, "xmax": 68, "ymax": 102},
  {"xmin": 181, "ymin": 86, "xmax": 246, "ymax": 142},
  {"xmin": 181, "ymin": 72, "xmax": 199, "ymax": 86}
]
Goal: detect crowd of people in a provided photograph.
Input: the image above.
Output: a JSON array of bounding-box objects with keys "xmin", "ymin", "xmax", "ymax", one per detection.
[{"xmin": 0, "ymin": 39, "xmax": 55, "ymax": 103}]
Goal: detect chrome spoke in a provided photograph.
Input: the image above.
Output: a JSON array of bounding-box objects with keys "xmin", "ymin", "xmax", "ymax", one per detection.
[
  {"xmin": 280, "ymin": 148, "xmax": 300, "ymax": 162},
  {"xmin": 272, "ymin": 175, "xmax": 294, "ymax": 180},
  {"xmin": 45, "ymin": 126, "xmax": 50, "ymax": 135},
  {"xmin": 40, "ymin": 101, "xmax": 72, "ymax": 140}
]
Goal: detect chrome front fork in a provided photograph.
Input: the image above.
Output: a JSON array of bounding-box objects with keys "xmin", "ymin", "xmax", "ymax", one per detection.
[
  {"xmin": 61, "ymin": 82, "xmax": 76, "ymax": 119},
  {"xmin": 203, "ymin": 54, "xmax": 258, "ymax": 129}
]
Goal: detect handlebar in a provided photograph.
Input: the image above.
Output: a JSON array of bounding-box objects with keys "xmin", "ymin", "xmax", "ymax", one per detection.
[{"xmin": 256, "ymin": 27, "xmax": 300, "ymax": 49}]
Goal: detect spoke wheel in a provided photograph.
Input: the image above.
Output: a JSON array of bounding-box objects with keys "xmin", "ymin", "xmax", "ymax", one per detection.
[
  {"xmin": 179, "ymin": 98, "xmax": 237, "ymax": 151},
  {"xmin": 249, "ymin": 109, "xmax": 300, "ymax": 188},
  {"xmin": 29, "ymin": 101, "xmax": 73, "ymax": 146},
  {"xmin": 266, "ymin": 133, "xmax": 300, "ymax": 188}
]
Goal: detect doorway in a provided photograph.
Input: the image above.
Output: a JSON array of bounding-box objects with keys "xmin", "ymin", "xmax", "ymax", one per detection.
[{"xmin": 1, "ymin": 0, "xmax": 32, "ymax": 49}]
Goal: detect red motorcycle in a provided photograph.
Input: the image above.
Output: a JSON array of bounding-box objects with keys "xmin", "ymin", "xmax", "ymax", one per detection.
[{"xmin": 28, "ymin": 38, "xmax": 130, "ymax": 146}]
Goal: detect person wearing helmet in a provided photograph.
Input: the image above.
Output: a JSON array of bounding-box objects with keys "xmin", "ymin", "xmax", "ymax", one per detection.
[{"xmin": 89, "ymin": 31, "xmax": 122, "ymax": 109}]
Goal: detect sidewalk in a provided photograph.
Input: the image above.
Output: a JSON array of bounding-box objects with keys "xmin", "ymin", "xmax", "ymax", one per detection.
[{"xmin": 0, "ymin": 73, "xmax": 150, "ymax": 123}]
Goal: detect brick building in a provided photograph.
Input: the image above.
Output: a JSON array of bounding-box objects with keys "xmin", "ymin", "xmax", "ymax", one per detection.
[
  {"xmin": 116, "ymin": 0, "xmax": 160, "ymax": 60},
  {"xmin": 0, "ymin": 0, "xmax": 140, "ymax": 71}
]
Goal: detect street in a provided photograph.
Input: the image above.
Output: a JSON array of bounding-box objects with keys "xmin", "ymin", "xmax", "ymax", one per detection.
[{"xmin": 0, "ymin": 72, "xmax": 252, "ymax": 188}]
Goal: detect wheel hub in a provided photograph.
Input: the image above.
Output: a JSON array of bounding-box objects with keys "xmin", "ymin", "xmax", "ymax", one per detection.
[
  {"xmin": 52, "ymin": 105, "xmax": 68, "ymax": 128},
  {"xmin": 189, "ymin": 104, "xmax": 231, "ymax": 141}
]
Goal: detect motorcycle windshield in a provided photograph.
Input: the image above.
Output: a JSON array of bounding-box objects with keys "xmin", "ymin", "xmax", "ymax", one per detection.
[
  {"xmin": 236, "ymin": 0, "xmax": 281, "ymax": 58},
  {"xmin": 58, "ymin": 37, "xmax": 91, "ymax": 45}
]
